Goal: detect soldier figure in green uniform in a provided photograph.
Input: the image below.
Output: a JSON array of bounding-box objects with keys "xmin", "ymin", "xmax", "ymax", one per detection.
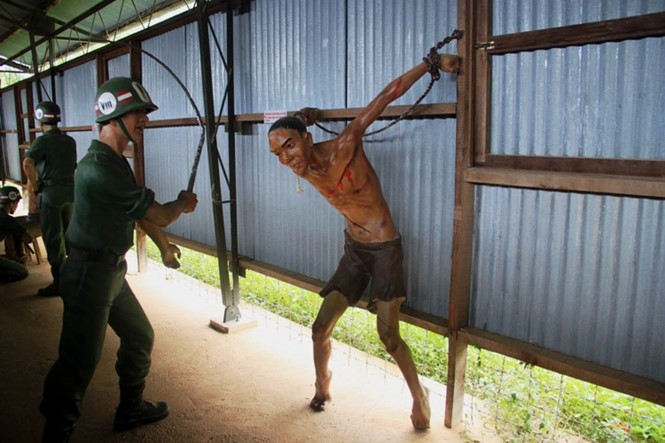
[
  {"xmin": 23, "ymin": 101, "xmax": 77, "ymax": 296},
  {"xmin": 0, "ymin": 186, "xmax": 32, "ymax": 283},
  {"xmin": 40, "ymin": 77, "xmax": 198, "ymax": 442}
]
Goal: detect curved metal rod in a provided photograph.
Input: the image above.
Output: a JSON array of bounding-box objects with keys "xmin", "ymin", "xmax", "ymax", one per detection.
[{"xmin": 129, "ymin": 43, "xmax": 206, "ymax": 192}]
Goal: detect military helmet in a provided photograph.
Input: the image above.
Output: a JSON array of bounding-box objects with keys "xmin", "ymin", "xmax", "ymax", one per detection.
[
  {"xmin": 34, "ymin": 101, "xmax": 61, "ymax": 124},
  {"xmin": 94, "ymin": 77, "xmax": 158, "ymax": 124},
  {"xmin": 0, "ymin": 186, "xmax": 22, "ymax": 206}
]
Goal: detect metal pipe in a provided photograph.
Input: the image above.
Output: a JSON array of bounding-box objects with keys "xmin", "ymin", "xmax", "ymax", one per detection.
[
  {"xmin": 195, "ymin": 0, "xmax": 238, "ymax": 322},
  {"xmin": 226, "ymin": 0, "xmax": 241, "ymax": 310}
]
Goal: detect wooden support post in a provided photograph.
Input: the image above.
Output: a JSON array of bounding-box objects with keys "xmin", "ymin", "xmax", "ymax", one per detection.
[
  {"xmin": 444, "ymin": 0, "xmax": 483, "ymax": 428},
  {"xmin": 130, "ymin": 43, "xmax": 148, "ymax": 272},
  {"xmin": 445, "ymin": 333, "xmax": 468, "ymax": 427}
]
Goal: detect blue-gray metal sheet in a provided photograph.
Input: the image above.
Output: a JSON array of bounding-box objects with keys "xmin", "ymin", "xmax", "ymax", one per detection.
[
  {"xmin": 108, "ymin": 54, "xmax": 131, "ymax": 78},
  {"xmin": 1, "ymin": 90, "xmax": 20, "ymax": 180},
  {"xmin": 490, "ymin": 38, "xmax": 665, "ymax": 160},
  {"xmin": 0, "ymin": 92, "xmax": 14, "ymax": 130},
  {"xmin": 31, "ymin": 78, "xmax": 56, "ymax": 115},
  {"xmin": 248, "ymin": 0, "xmax": 457, "ymax": 316},
  {"xmin": 69, "ymin": 132, "xmax": 97, "ymax": 163},
  {"xmin": 141, "ymin": 21, "xmax": 217, "ymax": 246},
  {"xmin": 142, "ymin": 22, "xmax": 206, "ymax": 121},
  {"xmin": 471, "ymin": 186, "xmax": 665, "ymax": 382},
  {"xmin": 143, "ymin": 126, "xmax": 215, "ymax": 245},
  {"xmin": 492, "ymin": 0, "xmax": 665, "ymax": 35},
  {"xmin": 347, "ymin": 0, "xmax": 458, "ymax": 109},
  {"xmin": 140, "ymin": 0, "xmax": 459, "ymax": 318},
  {"xmin": 249, "ymin": 0, "xmax": 347, "ymax": 112},
  {"xmin": 4, "ymin": 0, "xmax": 663, "ymax": 387},
  {"xmin": 59, "ymin": 60, "xmax": 97, "ymax": 128}
]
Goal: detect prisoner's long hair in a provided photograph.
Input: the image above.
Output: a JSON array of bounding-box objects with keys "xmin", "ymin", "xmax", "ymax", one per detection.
[{"xmin": 269, "ymin": 116, "xmax": 306, "ymax": 134}]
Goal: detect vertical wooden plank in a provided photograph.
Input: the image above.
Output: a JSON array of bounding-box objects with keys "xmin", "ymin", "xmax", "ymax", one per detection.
[
  {"xmin": 473, "ymin": 0, "xmax": 491, "ymax": 164},
  {"xmin": 24, "ymin": 82, "xmax": 37, "ymax": 213},
  {"xmin": 130, "ymin": 43, "xmax": 148, "ymax": 272},
  {"xmin": 445, "ymin": 0, "xmax": 482, "ymax": 428},
  {"xmin": 446, "ymin": 335, "xmax": 468, "ymax": 427}
]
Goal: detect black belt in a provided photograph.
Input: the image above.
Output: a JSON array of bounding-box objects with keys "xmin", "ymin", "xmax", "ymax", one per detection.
[{"xmin": 68, "ymin": 247, "xmax": 125, "ymax": 266}]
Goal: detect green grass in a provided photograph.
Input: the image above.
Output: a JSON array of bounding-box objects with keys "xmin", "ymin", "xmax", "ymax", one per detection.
[{"xmin": 143, "ymin": 240, "xmax": 665, "ymax": 442}]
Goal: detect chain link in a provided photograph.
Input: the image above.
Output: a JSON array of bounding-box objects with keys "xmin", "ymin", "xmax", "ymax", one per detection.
[{"xmin": 314, "ymin": 29, "xmax": 463, "ymax": 137}]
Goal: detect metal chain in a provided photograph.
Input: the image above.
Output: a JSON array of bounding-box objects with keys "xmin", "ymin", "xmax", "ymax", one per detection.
[{"xmin": 313, "ymin": 29, "xmax": 464, "ymax": 137}]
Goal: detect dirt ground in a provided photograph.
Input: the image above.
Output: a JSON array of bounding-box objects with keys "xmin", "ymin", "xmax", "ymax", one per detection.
[{"xmin": 0, "ymin": 248, "xmax": 492, "ymax": 443}]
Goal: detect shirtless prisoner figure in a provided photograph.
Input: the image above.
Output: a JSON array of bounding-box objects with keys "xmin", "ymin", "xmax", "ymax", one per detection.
[{"xmin": 268, "ymin": 53, "xmax": 460, "ymax": 430}]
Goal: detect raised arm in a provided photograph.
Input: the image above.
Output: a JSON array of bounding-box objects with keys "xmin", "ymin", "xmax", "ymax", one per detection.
[{"xmin": 344, "ymin": 54, "xmax": 460, "ymax": 142}]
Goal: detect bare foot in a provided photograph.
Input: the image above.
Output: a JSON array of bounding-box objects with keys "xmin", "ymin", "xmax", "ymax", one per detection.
[
  {"xmin": 439, "ymin": 54, "xmax": 461, "ymax": 74},
  {"xmin": 309, "ymin": 371, "xmax": 333, "ymax": 412},
  {"xmin": 410, "ymin": 386, "xmax": 431, "ymax": 430}
]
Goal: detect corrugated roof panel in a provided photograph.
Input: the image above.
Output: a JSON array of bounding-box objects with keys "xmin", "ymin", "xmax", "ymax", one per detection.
[
  {"xmin": 0, "ymin": 1, "xmax": 190, "ymax": 77},
  {"xmin": 471, "ymin": 186, "xmax": 665, "ymax": 382},
  {"xmin": 490, "ymin": 37, "xmax": 665, "ymax": 159},
  {"xmin": 492, "ymin": 0, "xmax": 665, "ymax": 35}
]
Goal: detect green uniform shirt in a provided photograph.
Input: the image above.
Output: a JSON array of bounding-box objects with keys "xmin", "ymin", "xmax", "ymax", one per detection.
[
  {"xmin": 25, "ymin": 129, "xmax": 77, "ymax": 183},
  {"xmin": 66, "ymin": 140, "xmax": 154, "ymax": 255}
]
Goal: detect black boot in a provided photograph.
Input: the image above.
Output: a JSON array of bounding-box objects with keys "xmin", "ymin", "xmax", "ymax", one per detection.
[
  {"xmin": 41, "ymin": 421, "xmax": 73, "ymax": 443},
  {"xmin": 38, "ymin": 266, "xmax": 60, "ymax": 297},
  {"xmin": 113, "ymin": 384, "xmax": 169, "ymax": 432},
  {"xmin": 37, "ymin": 281, "xmax": 59, "ymax": 297}
]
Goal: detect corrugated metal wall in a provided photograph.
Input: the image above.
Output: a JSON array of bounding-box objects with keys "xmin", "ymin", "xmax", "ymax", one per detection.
[
  {"xmin": 108, "ymin": 54, "xmax": 130, "ymax": 78},
  {"xmin": 59, "ymin": 61, "xmax": 98, "ymax": 162},
  {"xmin": 0, "ymin": 90, "xmax": 20, "ymax": 180},
  {"xmin": 142, "ymin": 0, "xmax": 459, "ymax": 318},
  {"xmin": 471, "ymin": 187, "xmax": 665, "ymax": 382},
  {"xmin": 490, "ymin": 39, "xmax": 665, "ymax": 159},
  {"xmin": 471, "ymin": 0, "xmax": 665, "ymax": 383},
  {"xmin": 492, "ymin": 0, "xmax": 665, "ymax": 33},
  {"xmin": 237, "ymin": 0, "xmax": 349, "ymax": 283},
  {"xmin": 490, "ymin": 0, "xmax": 665, "ymax": 159},
  {"xmin": 6, "ymin": 0, "xmax": 660, "ymax": 386},
  {"xmin": 142, "ymin": 21, "xmax": 216, "ymax": 244}
]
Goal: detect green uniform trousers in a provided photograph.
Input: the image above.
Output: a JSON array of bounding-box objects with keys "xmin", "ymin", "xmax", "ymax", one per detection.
[
  {"xmin": 0, "ymin": 255, "xmax": 28, "ymax": 283},
  {"xmin": 41, "ymin": 255, "xmax": 154, "ymax": 430},
  {"xmin": 38, "ymin": 186, "xmax": 74, "ymax": 276}
]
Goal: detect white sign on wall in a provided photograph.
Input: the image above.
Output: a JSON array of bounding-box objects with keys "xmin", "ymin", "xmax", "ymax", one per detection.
[{"xmin": 263, "ymin": 110, "xmax": 288, "ymax": 124}]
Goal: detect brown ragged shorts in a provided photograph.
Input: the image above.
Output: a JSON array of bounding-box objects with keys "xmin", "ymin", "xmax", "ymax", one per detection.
[{"xmin": 319, "ymin": 231, "xmax": 407, "ymax": 313}]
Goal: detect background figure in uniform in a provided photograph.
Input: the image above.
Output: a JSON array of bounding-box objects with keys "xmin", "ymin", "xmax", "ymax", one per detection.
[
  {"xmin": 0, "ymin": 186, "xmax": 32, "ymax": 283},
  {"xmin": 40, "ymin": 77, "xmax": 198, "ymax": 443},
  {"xmin": 23, "ymin": 101, "xmax": 77, "ymax": 296},
  {"xmin": 268, "ymin": 53, "xmax": 460, "ymax": 430}
]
